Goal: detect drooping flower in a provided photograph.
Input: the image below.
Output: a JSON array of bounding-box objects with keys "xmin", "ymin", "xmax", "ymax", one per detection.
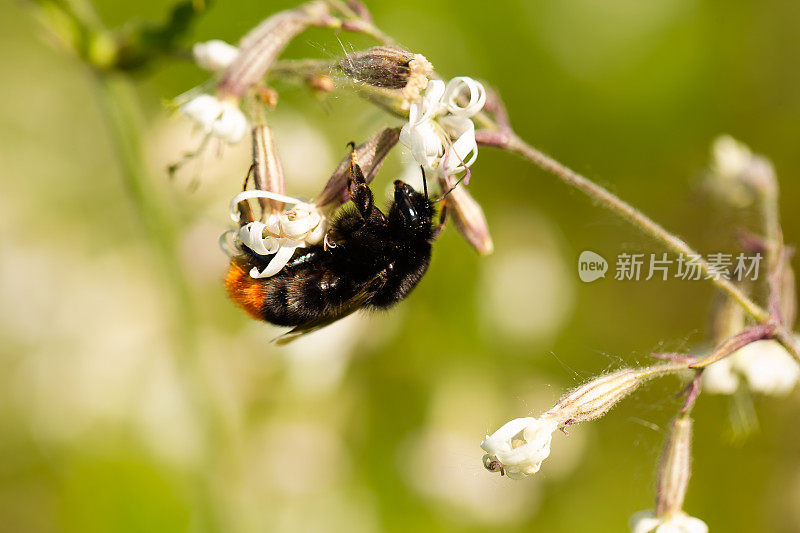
[
  {"xmin": 227, "ymin": 190, "xmax": 328, "ymax": 278},
  {"xmin": 399, "ymin": 76, "xmax": 486, "ymax": 177},
  {"xmin": 480, "ymin": 416, "xmax": 560, "ymax": 479},
  {"xmin": 629, "ymin": 510, "xmax": 708, "ymax": 533},
  {"xmin": 192, "ymin": 40, "xmax": 239, "ymax": 72},
  {"xmin": 482, "ymin": 365, "xmax": 681, "ymax": 479},
  {"xmin": 702, "ymin": 339, "xmax": 800, "ymax": 396},
  {"xmin": 179, "ymin": 94, "xmax": 248, "ymax": 144}
]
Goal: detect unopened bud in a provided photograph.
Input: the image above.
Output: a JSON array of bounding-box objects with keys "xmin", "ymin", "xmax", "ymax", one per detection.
[
  {"xmin": 317, "ymin": 128, "xmax": 400, "ymax": 207},
  {"xmin": 338, "ymin": 47, "xmax": 432, "ymax": 102},
  {"xmin": 438, "ymin": 178, "xmax": 493, "ymax": 255},
  {"xmin": 655, "ymin": 415, "xmax": 693, "ymax": 518},
  {"xmin": 252, "ymin": 124, "xmax": 286, "ymax": 214}
]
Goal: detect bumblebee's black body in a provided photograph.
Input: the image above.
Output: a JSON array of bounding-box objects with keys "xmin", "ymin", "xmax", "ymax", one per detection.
[{"xmin": 226, "ymin": 155, "xmax": 437, "ymax": 339}]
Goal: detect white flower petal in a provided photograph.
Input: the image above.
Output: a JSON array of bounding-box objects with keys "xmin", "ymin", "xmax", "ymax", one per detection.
[
  {"xmin": 414, "ymin": 79, "xmax": 446, "ymax": 124},
  {"xmin": 192, "ymin": 40, "xmax": 238, "ymax": 72},
  {"xmin": 630, "ymin": 510, "xmax": 708, "ymax": 533},
  {"xmin": 481, "ymin": 416, "xmax": 559, "ymax": 478},
  {"xmin": 229, "ymin": 190, "xmax": 306, "ymax": 223},
  {"xmin": 400, "ymin": 121, "xmax": 444, "ymax": 169},
  {"xmin": 443, "ymin": 76, "xmax": 486, "ymax": 117},
  {"xmin": 480, "ymin": 417, "xmax": 536, "ymax": 455},
  {"xmin": 238, "ymin": 222, "xmax": 279, "ymax": 256},
  {"xmin": 280, "ymin": 209, "xmax": 321, "ymax": 239},
  {"xmin": 735, "ymin": 339, "xmax": 800, "ymax": 396},
  {"xmin": 630, "ymin": 510, "xmax": 661, "ymax": 533},
  {"xmin": 180, "ymin": 94, "xmax": 223, "ymax": 132},
  {"xmin": 712, "ymin": 135, "xmax": 751, "ymax": 178},
  {"xmin": 211, "ymin": 101, "xmax": 249, "ymax": 144},
  {"xmin": 440, "ymin": 116, "xmax": 478, "ymax": 173},
  {"xmin": 305, "ymin": 217, "xmax": 328, "ymax": 245},
  {"xmin": 701, "ymin": 356, "xmax": 740, "ymax": 395},
  {"xmin": 250, "ymin": 244, "xmax": 300, "ymax": 278}
]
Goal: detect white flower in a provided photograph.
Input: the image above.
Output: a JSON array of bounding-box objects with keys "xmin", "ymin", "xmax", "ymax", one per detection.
[
  {"xmin": 192, "ymin": 40, "xmax": 239, "ymax": 72},
  {"xmin": 227, "ymin": 190, "xmax": 328, "ymax": 278},
  {"xmin": 399, "ymin": 76, "xmax": 486, "ymax": 176},
  {"xmin": 630, "ymin": 510, "xmax": 708, "ymax": 533},
  {"xmin": 179, "ymin": 94, "xmax": 248, "ymax": 144},
  {"xmin": 480, "ymin": 416, "xmax": 559, "ymax": 479},
  {"xmin": 703, "ymin": 339, "xmax": 800, "ymax": 396},
  {"xmin": 711, "ymin": 135, "xmax": 752, "ymax": 179}
]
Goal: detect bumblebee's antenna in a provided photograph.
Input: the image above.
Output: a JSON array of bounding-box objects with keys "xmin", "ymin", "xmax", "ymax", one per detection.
[
  {"xmin": 420, "ymin": 166, "xmax": 429, "ymax": 200},
  {"xmin": 432, "ymin": 167, "xmax": 471, "ymax": 203}
]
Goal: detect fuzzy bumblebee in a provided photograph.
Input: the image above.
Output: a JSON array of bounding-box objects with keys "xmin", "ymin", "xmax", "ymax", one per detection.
[{"xmin": 226, "ymin": 146, "xmax": 438, "ymax": 342}]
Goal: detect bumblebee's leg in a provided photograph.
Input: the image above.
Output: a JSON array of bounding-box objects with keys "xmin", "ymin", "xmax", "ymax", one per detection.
[{"xmin": 347, "ymin": 142, "xmax": 374, "ymax": 218}]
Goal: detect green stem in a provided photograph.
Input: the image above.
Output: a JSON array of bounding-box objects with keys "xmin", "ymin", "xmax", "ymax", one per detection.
[
  {"xmin": 93, "ymin": 72, "xmax": 197, "ymax": 347},
  {"xmin": 503, "ymin": 133, "xmax": 771, "ymax": 324}
]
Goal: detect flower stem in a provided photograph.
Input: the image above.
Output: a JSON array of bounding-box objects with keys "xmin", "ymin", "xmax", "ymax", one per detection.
[
  {"xmin": 93, "ymin": 72, "xmax": 197, "ymax": 350},
  {"xmin": 500, "ymin": 132, "xmax": 771, "ymax": 324}
]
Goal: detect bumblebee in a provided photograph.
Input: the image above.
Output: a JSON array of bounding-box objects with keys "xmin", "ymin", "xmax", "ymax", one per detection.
[{"xmin": 225, "ymin": 146, "xmax": 438, "ymax": 341}]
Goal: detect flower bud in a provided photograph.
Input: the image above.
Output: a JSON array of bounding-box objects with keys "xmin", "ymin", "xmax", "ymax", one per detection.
[
  {"xmin": 655, "ymin": 416, "xmax": 693, "ymax": 517},
  {"xmin": 316, "ymin": 128, "xmax": 400, "ymax": 207},
  {"xmin": 192, "ymin": 40, "xmax": 238, "ymax": 72},
  {"xmin": 439, "ymin": 179, "xmax": 493, "ymax": 255},
  {"xmin": 338, "ymin": 47, "xmax": 433, "ymax": 102},
  {"xmin": 252, "ymin": 124, "xmax": 286, "ymax": 213}
]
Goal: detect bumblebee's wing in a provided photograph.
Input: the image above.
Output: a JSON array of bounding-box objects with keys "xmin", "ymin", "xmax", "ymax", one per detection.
[{"xmin": 273, "ymin": 270, "xmax": 386, "ymax": 345}]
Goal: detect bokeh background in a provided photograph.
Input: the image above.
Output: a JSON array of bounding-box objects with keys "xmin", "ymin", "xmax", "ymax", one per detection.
[{"xmin": 2, "ymin": 0, "xmax": 800, "ymax": 531}]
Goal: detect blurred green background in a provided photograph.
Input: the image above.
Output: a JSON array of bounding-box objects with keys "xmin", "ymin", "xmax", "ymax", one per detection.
[{"xmin": 1, "ymin": 0, "xmax": 799, "ymax": 531}]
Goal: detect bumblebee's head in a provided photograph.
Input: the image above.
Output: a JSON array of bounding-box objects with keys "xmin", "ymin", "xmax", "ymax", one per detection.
[{"xmin": 390, "ymin": 179, "xmax": 434, "ymax": 237}]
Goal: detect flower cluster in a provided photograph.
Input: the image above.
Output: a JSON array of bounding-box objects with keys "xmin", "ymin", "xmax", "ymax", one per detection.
[
  {"xmin": 703, "ymin": 338, "xmax": 800, "ymax": 396},
  {"xmin": 400, "ymin": 76, "xmax": 486, "ymax": 177},
  {"xmin": 228, "ymin": 190, "xmax": 328, "ymax": 278}
]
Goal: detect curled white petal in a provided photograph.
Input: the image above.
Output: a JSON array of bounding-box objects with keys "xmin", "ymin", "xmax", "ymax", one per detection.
[
  {"xmin": 443, "ymin": 76, "xmax": 486, "ymax": 117},
  {"xmin": 250, "ymin": 243, "xmax": 301, "ymax": 278},
  {"xmin": 439, "ymin": 115, "xmax": 478, "ymax": 173},
  {"xmin": 229, "ymin": 190, "xmax": 306, "ymax": 223},
  {"xmin": 630, "ymin": 510, "xmax": 708, "ymax": 533},
  {"xmin": 238, "ymin": 222, "xmax": 280, "ymax": 256},
  {"xmin": 305, "ymin": 218, "xmax": 328, "ymax": 245},
  {"xmin": 193, "ymin": 40, "xmax": 238, "ymax": 72},
  {"xmin": 400, "ymin": 76, "xmax": 484, "ymax": 177},
  {"xmin": 481, "ymin": 416, "xmax": 559, "ymax": 479},
  {"xmin": 280, "ymin": 206, "xmax": 321, "ymax": 239}
]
